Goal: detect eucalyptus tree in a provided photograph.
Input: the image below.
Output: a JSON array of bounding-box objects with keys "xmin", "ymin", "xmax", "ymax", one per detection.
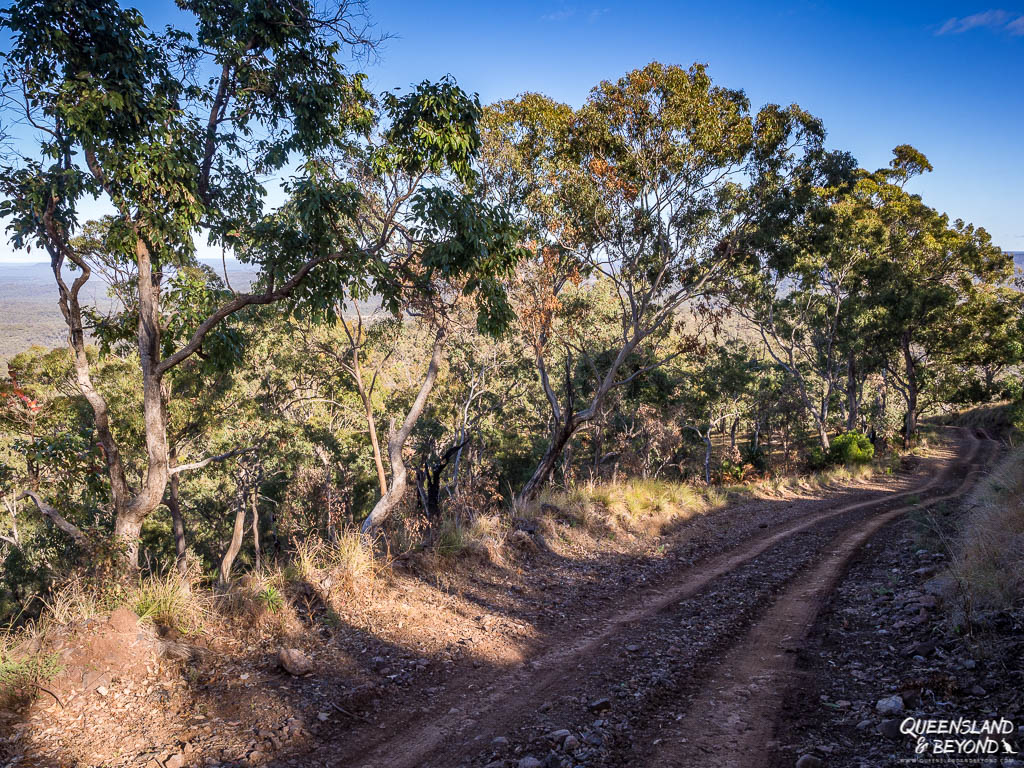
[
  {"xmin": 0, "ymin": 0, "xmax": 522, "ymax": 567},
  {"xmin": 940, "ymin": 283, "xmax": 1024, "ymax": 400},
  {"xmin": 481, "ymin": 62, "xmax": 830, "ymax": 503},
  {"xmin": 728, "ymin": 158, "xmax": 869, "ymax": 452},
  {"xmin": 301, "ymin": 306, "xmax": 399, "ymax": 500},
  {"xmin": 679, "ymin": 341, "xmax": 758, "ymax": 484},
  {"xmin": 855, "ymin": 147, "xmax": 1013, "ymax": 442}
]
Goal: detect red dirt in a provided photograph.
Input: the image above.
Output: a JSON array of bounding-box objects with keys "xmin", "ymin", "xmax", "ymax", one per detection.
[{"xmin": 1, "ymin": 428, "xmax": 994, "ymax": 768}]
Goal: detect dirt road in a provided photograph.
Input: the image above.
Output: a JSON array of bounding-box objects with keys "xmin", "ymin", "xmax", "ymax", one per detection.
[{"xmin": 284, "ymin": 428, "xmax": 994, "ymax": 768}]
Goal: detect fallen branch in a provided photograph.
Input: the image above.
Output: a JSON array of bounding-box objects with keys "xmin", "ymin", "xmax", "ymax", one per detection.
[
  {"xmin": 330, "ymin": 701, "xmax": 370, "ymax": 722},
  {"xmin": 33, "ymin": 683, "xmax": 65, "ymax": 709}
]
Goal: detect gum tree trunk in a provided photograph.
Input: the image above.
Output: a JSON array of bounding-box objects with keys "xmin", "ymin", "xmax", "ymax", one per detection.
[
  {"xmin": 166, "ymin": 473, "xmax": 188, "ymax": 575},
  {"xmin": 517, "ymin": 419, "xmax": 577, "ymax": 506},
  {"xmin": 902, "ymin": 332, "xmax": 919, "ymax": 445},
  {"xmin": 361, "ymin": 328, "xmax": 445, "ymax": 534},
  {"xmin": 218, "ymin": 491, "xmax": 247, "ymax": 586},
  {"xmin": 846, "ymin": 350, "xmax": 858, "ymax": 432}
]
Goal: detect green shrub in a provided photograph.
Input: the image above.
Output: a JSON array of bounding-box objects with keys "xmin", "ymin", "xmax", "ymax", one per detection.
[
  {"xmin": 805, "ymin": 445, "xmax": 830, "ymax": 471},
  {"xmin": 719, "ymin": 457, "xmax": 746, "ymax": 483},
  {"xmin": 741, "ymin": 444, "xmax": 768, "ymax": 472},
  {"xmin": 828, "ymin": 432, "xmax": 874, "ymax": 465},
  {"xmin": 256, "ymin": 586, "xmax": 284, "ymax": 614}
]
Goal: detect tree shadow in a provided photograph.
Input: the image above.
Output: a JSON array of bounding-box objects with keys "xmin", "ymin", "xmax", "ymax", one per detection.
[{"xmin": 0, "ymin": 450, "xmax": 956, "ymax": 768}]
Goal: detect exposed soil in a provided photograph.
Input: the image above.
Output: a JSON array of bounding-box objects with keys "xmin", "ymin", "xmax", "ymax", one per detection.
[{"xmin": 1, "ymin": 428, "xmax": 1004, "ymax": 768}]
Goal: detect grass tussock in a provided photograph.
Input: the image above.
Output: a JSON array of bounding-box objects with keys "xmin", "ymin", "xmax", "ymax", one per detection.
[
  {"xmin": 284, "ymin": 528, "xmax": 384, "ymax": 602},
  {"xmin": 950, "ymin": 446, "xmax": 1024, "ymax": 613},
  {"xmin": 756, "ymin": 460, "xmax": 880, "ymax": 498},
  {"xmin": 433, "ymin": 513, "xmax": 508, "ymax": 562},
  {"xmin": 130, "ymin": 570, "xmax": 210, "ymax": 635},
  {"xmin": 25, "ymin": 568, "xmax": 209, "ymax": 636}
]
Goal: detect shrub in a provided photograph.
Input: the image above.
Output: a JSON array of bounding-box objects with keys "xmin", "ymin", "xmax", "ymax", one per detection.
[
  {"xmin": 805, "ymin": 445, "xmax": 830, "ymax": 471},
  {"xmin": 256, "ymin": 586, "xmax": 284, "ymax": 614},
  {"xmin": 828, "ymin": 432, "xmax": 874, "ymax": 465},
  {"xmin": 741, "ymin": 444, "xmax": 768, "ymax": 472},
  {"xmin": 719, "ymin": 457, "xmax": 750, "ymax": 483}
]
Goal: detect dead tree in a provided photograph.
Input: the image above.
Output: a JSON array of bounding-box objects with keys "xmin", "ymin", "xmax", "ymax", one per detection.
[{"xmin": 415, "ymin": 437, "xmax": 470, "ymax": 519}]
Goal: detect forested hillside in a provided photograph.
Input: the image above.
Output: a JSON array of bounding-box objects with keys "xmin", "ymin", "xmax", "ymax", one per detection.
[{"xmin": 0, "ymin": 1, "xmax": 1021, "ymax": 766}]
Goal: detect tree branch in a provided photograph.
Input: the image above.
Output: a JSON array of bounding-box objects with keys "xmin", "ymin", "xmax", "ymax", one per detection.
[
  {"xmin": 170, "ymin": 447, "xmax": 254, "ymax": 475},
  {"xmin": 17, "ymin": 491, "xmax": 86, "ymax": 545}
]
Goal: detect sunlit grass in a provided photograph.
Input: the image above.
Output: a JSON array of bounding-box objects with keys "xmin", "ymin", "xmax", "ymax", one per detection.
[
  {"xmin": 130, "ymin": 570, "xmax": 209, "ymax": 635},
  {"xmin": 950, "ymin": 447, "xmax": 1024, "ymax": 614},
  {"xmin": 532, "ymin": 477, "xmax": 730, "ymax": 537}
]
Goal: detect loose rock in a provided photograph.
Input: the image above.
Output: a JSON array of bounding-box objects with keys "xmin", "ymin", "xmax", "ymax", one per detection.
[
  {"xmin": 875, "ymin": 695, "xmax": 904, "ymax": 715},
  {"xmin": 588, "ymin": 697, "xmax": 611, "ymax": 713},
  {"xmin": 278, "ymin": 648, "xmax": 314, "ymax": 676}
]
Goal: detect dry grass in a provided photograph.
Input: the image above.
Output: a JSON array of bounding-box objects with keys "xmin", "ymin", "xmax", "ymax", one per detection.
[
  {"xmin": 950, "ymin": 446, "xmax": 1024, "ymax": 613},
  {"xmin": 0, "ymin": 569, "xmax": 209, "ymax": 705},
  {"xmin": 944, "ymin": 401, "xmax": 1012, "ymax": 432},
  {"xmin": 18, "ymin": 568, "xmax": 211, "ymax": 637},
  {"xmin": 278, "ymin": 528, "xmax": 386, "ymax": 616},
  {"xmin": 433, "ymin": 513, "xmax": 508, "ymax": 563},
  {"xmin": 529, "ymin": 477, "xmax": 730, "ymax": 537},
  {"xmin": 130, "ymin": 570, "xmax": 210, "ymax": 635},
  {"xmin": 755, "ymin": 460, "xmax": 881, "ymax": 498}
]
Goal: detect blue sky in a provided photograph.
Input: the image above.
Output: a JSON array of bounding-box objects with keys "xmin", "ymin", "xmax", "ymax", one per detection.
[{"xmin": 1, "ymin": 1, "xmax": 1021, "ymax": 261}]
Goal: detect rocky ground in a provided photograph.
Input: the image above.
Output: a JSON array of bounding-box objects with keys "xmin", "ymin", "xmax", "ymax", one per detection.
[
  {"xmin": 768, "ymin": 454, "xmax": 1024, "ymax": 767},
  {"xmin": 2, "ymin": 428, "xmax": 1013, "ymax": 768}
]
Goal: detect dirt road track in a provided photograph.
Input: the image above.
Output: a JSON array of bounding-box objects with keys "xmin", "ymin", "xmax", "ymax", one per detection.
[
  {"xmin": 645, "ymin": 429, "xmax": 995, "ymax": 767},
  {"xmin": 298, "ymin": 429, "xmax": 993, "ymax": 768}
]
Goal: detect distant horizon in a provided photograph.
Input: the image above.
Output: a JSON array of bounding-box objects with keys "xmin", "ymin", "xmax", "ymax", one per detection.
[{"xmin": 0, "ymin": 255, "xmax": 252, "ymax": 266}]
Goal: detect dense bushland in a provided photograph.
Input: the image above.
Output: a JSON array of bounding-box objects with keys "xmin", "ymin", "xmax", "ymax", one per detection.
[{"xmin": 0, "ymin": 0, "xmax": 1021, "ymax": 632}]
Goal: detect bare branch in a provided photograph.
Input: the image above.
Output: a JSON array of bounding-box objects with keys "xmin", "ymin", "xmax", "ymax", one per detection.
[
  {"xmin": 170, "ymin": 447, "xmax": 254, "ymax": 476},
  {"xmin": 17, "ymin": 491, "xmax": 86, "ymax": 545}
]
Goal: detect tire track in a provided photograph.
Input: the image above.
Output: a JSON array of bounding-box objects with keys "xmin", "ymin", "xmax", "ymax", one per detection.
[
  {"xmin": 331, "ymin": 430, "xmax": 978, "ymax": 768},
  {"xmin": 643, "ymin": 430, "xmax": 996, "ymax": 767}
]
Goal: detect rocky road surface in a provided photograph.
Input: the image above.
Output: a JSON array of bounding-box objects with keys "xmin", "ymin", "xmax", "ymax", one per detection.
[
  {"xmin": 284, "ymin": 428, "xmax": 996, "ymax": 768},
  {"xmin": 5, "ymin": 429, "xmax": 998, "ymax": 768}
]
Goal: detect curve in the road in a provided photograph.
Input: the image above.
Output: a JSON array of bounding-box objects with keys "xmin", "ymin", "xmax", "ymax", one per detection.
[{"xmin": 331, "ymin": 429, "xmax": 985, "ymax": 768}]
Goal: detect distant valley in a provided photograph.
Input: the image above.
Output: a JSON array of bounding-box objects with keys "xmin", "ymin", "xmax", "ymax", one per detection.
[{"xmin": 0, "ymin": 259, "xmax": 257, "ymax": 363}]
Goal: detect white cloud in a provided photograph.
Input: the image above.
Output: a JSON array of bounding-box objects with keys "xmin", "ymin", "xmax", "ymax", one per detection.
[{"xmin": 936, "ymin": 9, "xmax": 1024, "ymax": 35}]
